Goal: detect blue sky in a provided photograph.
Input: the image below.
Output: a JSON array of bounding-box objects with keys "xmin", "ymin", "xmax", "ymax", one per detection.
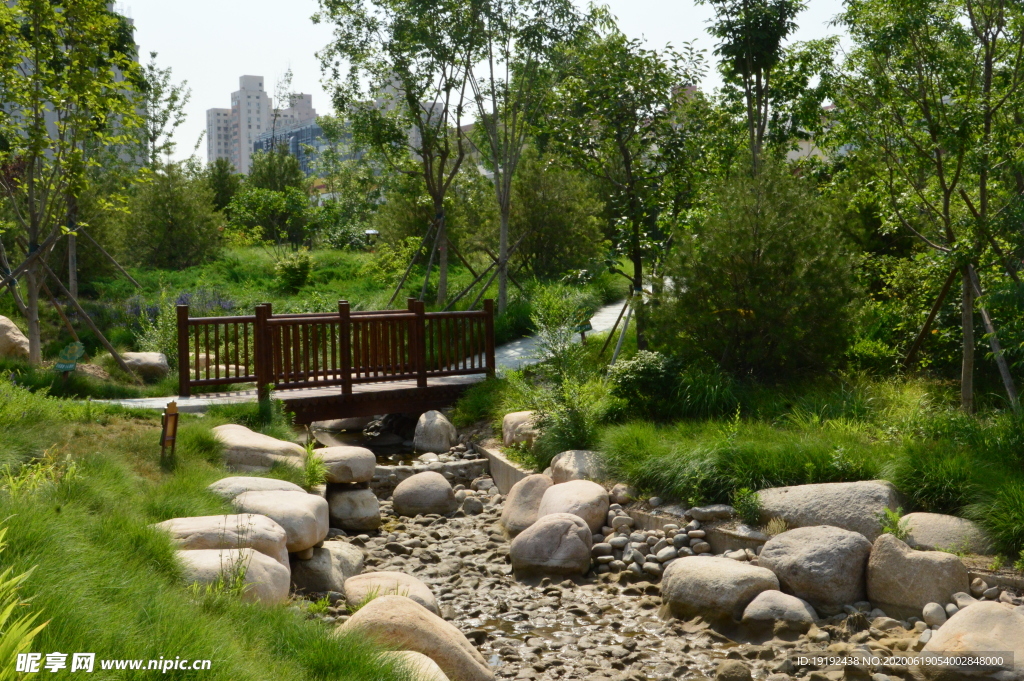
[{"xmin": 127, "ymin": 0, "xmax": 846, "ymax": 162}]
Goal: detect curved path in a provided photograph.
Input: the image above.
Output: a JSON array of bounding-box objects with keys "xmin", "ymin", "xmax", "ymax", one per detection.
[{"xmin": 99, "ymin": 301, "xmax": 628, "ymax": 413}]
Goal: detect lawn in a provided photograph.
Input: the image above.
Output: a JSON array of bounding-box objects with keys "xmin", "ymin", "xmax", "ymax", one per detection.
[{"xmin": 0, "ymin": 378, "xmax": 414, "ymax": 681}]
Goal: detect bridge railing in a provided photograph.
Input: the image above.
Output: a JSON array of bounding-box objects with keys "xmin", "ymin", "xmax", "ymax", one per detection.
[{"xmin": 176, "ymin": 298, "xmax": 495, "ymax": 397}]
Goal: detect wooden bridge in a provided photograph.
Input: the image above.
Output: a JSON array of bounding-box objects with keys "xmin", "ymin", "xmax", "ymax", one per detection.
[{"xmin": 175, "ymin": 299, "xmax": 495, "ymax": 424}]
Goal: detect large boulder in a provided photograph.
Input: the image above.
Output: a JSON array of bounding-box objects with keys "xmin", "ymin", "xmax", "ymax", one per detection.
[
  {"xmin": 549, "ymin": 450, "xmax": 604, "ymax": 484},
  {"xmin": 757, "ymin": 526, "xmax": 873, "ymax": 616},
  {"xmin": 903, "ymin": 512, "xmax": 993, "ymax": 555},
  {"xmin": 393, "ymin": 472, "xmax": 457, "ymax": 517},
  {"xmin": 920, "ymin": 602, "xmax": 1024, "ymax": 679},
  {"xmin": 207, "ymin": 476, "xmax": 305, "ymax": 500},
  {"xmin": 867, "ymin": 533, "xmax": 970, "ymax": 619},
  {"xmin": 0, "ymin": 316, "xmax": 29, "ymax": 360},
  {"xmin": 502, "ymin": 411, "xmax": 539, "ymax": 448},
  {"xmin": 212, "ymin": 425, "xmax": 305, "ymax": 472},
  {"xmin": 500, "ymin": 474, "xmax": 553, "ymax": 537},
  {"xmin": 319, "ymin": 446, "xmax": 376, "ymax": 484},
  {"xmin": 290, "ymin": 542, "xmax": 364, "ymax": 593},
  {"xmin": 741, "ymin": 590, "xmax": 818, "ymax": 632},
  {"xmin": 326, "ymin": 487, "xmax": 381, "ymax": 531},
  {"xmin": 386, "ymin": 651, "xmax": 449, "ymax": 681},
  {"xmin": 232, "ymin": 490, "xmax": 329, "ymax": 554},
  {"xmin": 413, "ymin": 410, "xmax": 456, "ymax": 454},
  {"xmin": 336, "ymin": 595, "xmax": 494, "ymax": 681},
  {"xmin": 344, "ymin": 571, "xmax": 438, "ymax": 614},
  {"xmin": 153, "ymin": 514, "xmax": 289, "ymax": 567},
  {"xmin": 122, "ymin": 351, "xmax": 169, "ymax": 381},
  {"xmin": 662, "ymin": 556, "xmax": 780, "ymax": 622},
  {"xmin": 757, "ymin": 480, "xmax": 899, "ymax": 541},
  {"xmin": 536, "ymin": 479, "xmax": 609, "ymax": 534},
  {"xmin": 177, "ymin": 548, "xmax": 290, "ymax": 604},
  {"xmin": 510, "ymin": 513, "xmax": 592, "ymax": 576}
]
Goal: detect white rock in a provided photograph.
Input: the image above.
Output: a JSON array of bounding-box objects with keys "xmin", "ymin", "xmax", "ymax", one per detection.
[
  {"xmin": 500, "ymin": 474, "xmax": 553, "ymax": 537},
  {"xmin": 392, "ymin": 472, "xmax": 457, "ymax": 517},
  {"xmin": 867, "ymin": 534, "xmax": 970, "ymax": 619},
  {"xmin": 413, "ymin": 410, "xmax": 456, "ymax": 454},
  {"xmin": 922, "ymin": 602, "xmax": 948, "ymax": 628},
  {"xmin": 232, "ymin": 490, "xmax": 329, "ymax": 553},
  {"xmin": 344, "ymin": 571, "xmax": 439, "ymax": 614},
  {"xmin": 122, "ymin": 351, "xmax": 169, "ymax": 380},
  {"xmin": 510, "ymin": 513, "xmax": 592, "ymax": 576},
  {"xmin": 537, "ymin": 479, "xmax": 610, "ymax": 534},
  {"xmin": 757, "ymin": 481, "xmax": 899, "ymax": 541},
  {"xmin": 741, "ymin": 590, "xmax": 818, "ymax": 632},
  {"xmin": 502, "ymin": 411, "xmax": 539, "ymax": 448},
  {"xmin": 662, "ymin": 556, "xmax": 780, "ymax": 622},
  {"xmin": 921, "ymin": 601, "xmax": 1024, "ymax": 679},
  {"xmin": 327, "ymin": 487, "xmax": 381, "ymax": 531},
  {"xmin": 154, "ymin": 513, "xmax": 288, "ymax": 566},
  {"xmin": 385, "ymin": 651, "xmax": 449, "ymax": 681},
  {"xmin": 903, "ymin": 512, "xmax": 992, "ymax": 555},
  {"xmin": 337, "ymin": 595, "xmax": 494, "ymax": 681},
  {"xmin": 549, "ymin": 450, "xmax": 604, "ymax": 484},
  {"xmin": 177, "ymin": 548, "xmax": 290, "ymax": 604},
  {"xmin": 0, "ymin": 316, "xmax": 29, "ymax": 359},
  {"xmin": 291, "ymin": 542, "xmax": 364, "ymax": 593},
  {"xmin": 212, "ymin": 425, "xmax": 305, "ymax": 472},
  {"xmin": 758, "ymin": 525, "xmax": 873, "ymax": 616},
  {"xmin": 207, "ymin": 476, "xmax": 305, "ymax": 500},
  {"xmin": 319, "ymin": 446, "xmax": 376, "ymax": 484}
]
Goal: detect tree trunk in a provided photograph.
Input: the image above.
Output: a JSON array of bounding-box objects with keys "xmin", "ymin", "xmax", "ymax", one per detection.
[
  {"xmin": 632, "ymin": 233, "xmax": 646, "ymax": 351},
  {"xmin": 68, "ymin": 233, "xmax": 78, "ymax": 300},
  {"xmin": 497, "ymin": 207, "xmax": 509, "ymax": 315},
  {"xmin": 435, "ymin": 208, "xmax": 448, "ymax": 306},
  {"xmin": 961, "ymin": 268, "xmax": 975, "ymax": 413},
  {"xmin": 25, "ymin": 266, "xmax": 42, "ymax": 365}
]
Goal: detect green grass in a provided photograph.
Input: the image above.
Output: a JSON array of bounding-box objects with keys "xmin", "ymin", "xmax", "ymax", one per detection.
[{"xmin": 0, "ymin": 377, "xmax": 415, "ymax": 681}]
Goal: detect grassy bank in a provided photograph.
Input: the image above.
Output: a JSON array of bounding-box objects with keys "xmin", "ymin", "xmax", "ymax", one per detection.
[
  {"xmin": 0, "ymin": 379, "xmax": 412, "ymax": 680},
  {"xmin": 453, "ymin": 342, "xmax": 1024, "ymax": 559}
]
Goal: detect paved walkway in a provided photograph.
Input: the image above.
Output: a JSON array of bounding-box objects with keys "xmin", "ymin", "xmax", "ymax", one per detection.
[{"xmin": 99, "ymin": 301, "xmax": 627, "ymax": 412}]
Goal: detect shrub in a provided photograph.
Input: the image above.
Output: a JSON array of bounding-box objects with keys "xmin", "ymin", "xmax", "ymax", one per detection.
[
  {"xmin": 531, "ymin": 283, "xmax": 598, "ymax": 384},
  {"xmin": 275, "ymin": 251, "xmax": 312, "ymax": 292},
  {"xmin": 879, "ymin": 507, "xmax": 909, "ymax": 541},
  {"xmin": 657, "ymin": 160, "xmax": 857, "ymax": 376},
  {"xmin": 303, "ymin": 444, "xmax": 328, "ymax": 490},
  {"xmin": 532, "ymin": 380, "xmax": 608, "ymax": 470},
  {"xmin": 608, "ymin": 350, "xmax": 676, "ymax": 420},
  {"xmin": 732, "ymin": 488, "xmax": 761, "ymax": 525}
]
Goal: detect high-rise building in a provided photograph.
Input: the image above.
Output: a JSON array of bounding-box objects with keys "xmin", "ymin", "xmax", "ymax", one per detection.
[{"xmin": 205, "ymin": 76, "xmax": 318, "ymax": 174}]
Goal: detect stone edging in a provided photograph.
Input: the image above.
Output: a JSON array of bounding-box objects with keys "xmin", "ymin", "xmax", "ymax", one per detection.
[{"xmin": 473, "ymin": 442, "xmax": 531, "ymax": 495}]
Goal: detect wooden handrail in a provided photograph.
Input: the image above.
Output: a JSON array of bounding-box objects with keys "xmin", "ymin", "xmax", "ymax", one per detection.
[{"xmin": 176, "ymin": 299, "xmax": 495, "ymax": 397}]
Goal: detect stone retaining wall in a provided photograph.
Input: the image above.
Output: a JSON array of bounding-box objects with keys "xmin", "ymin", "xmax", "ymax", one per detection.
[
  {"xmin": 370, "ymin": 459, "xmax": 488, "ymax": 497},
  {"xmin": 474, "ymin": 442, "xmax": 531, "ymax": 495}
]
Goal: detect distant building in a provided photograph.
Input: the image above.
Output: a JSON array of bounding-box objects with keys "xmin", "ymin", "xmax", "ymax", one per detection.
[
  {"xmin": 205, "ymin": 77, "xmax": 317, "ymax": 174},
  {"xmin": 253, "ymin": 120, "xmax": 326, "ymax": 175}
]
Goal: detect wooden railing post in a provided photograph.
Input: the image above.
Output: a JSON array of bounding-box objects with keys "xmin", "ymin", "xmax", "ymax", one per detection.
[
  {"xmin": 410, "ymin": 297, "xmax": 427, "ymax": 388},
  {"xmin": 255, "ymin": 303, "xmax": 271, "ymax": 397},
  {"xmin": 339, "ymin": 300, "xmax": 352, "ymax": 395},
  {"xmin": 484, "ymin": 299, "xmax": 495, "ymax": 378},
  {"xmin": 176, "ymin": 305, "xmax": 190, "ymax": 397}
]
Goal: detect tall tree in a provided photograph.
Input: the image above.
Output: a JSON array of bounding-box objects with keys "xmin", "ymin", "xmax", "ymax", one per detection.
[
  {"xmin": 136, "ymin": 51, "xmax": 190, "ymax": 167},
  {"xmin": 544, "ymin": 25, "xmax": 707, "ymax": 349},
  {"xmin": 0, "ymin": 0, "xmax": 140, "ymax": 364},
  {"xmin": 315, "ymin": 0, "xmax": 481, "ymax": 305},
  {"xmin": 468, "ymin": 0, "xmax": 581, "ymax": 313},
  {"xmin": 836, "ymin": 0, "xmax": 1024, "ymax": 411},
  {"xmin": 698, "ymin": 0, "xmax": 805, "ymax": 173},
  {"xmin": 206, "ymin": 157, "xmax": 241, "ymax": 212}
]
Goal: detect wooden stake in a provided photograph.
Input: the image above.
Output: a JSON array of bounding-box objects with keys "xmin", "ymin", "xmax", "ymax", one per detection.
[
  {"xmin": 76, "ymin": 227, "xmax": 142, "ymax": 289},
  {"xmin": 599, "ymin": 293, "xmax": 632, "ymax": 358},
  {"xmin": 41, "ymin": 282, "xmax": 79, "ymax": 342},
  {"xmin": 968, "ymin": 265, "xmax": 1018, "ymax": 411}
]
